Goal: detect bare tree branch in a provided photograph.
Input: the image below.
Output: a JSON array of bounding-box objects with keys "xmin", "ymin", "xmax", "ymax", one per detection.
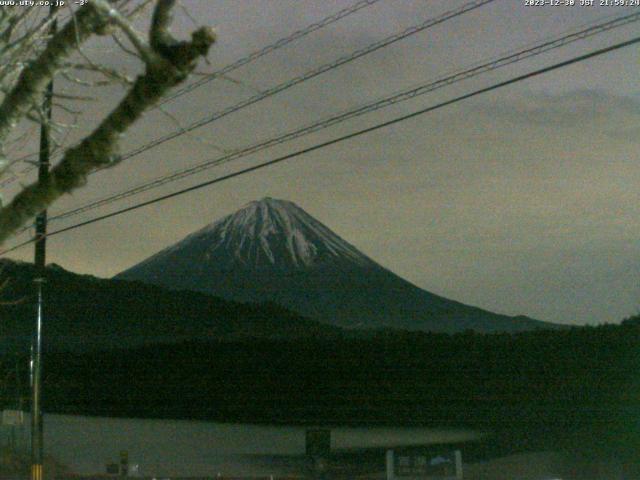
[
  {"xmin": 0, "ymin": 0, "xmax": 216, "ymax": 244},
  {"xmin": 112, "ymin": 31, "xmax": 144, "ymax": 60},
  {"xmin": 0, "ymin": 5, "xmax": 109, "ymax": 155},
  {"xmin": 150, "ymin": 0, "xmax": 175, "ymax": 51},
  {"xmin": 91, "ymin": 0, "xmax": 157, "ymax": 64}
]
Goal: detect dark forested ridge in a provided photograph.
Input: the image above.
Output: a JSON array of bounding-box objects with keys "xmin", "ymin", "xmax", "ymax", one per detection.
[
  {"xmin": 0, "ymin": 259, "xmax": 556, "ymax": 353},
  {"xmin": 1, "ymin": 319, "xmax": 636, "ymax": 461},
  {"xmin": 0, "ymin": 259, "xmax": 342, "ymax": 352}
]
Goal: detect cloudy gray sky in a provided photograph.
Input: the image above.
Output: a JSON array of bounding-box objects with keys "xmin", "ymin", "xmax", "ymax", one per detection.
[{"xmin": 4, "ymin": 0, "xmax": 640, "ymax": 326}]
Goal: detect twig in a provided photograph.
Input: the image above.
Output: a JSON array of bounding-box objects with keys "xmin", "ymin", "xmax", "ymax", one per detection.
[{"xmin": 0, "ymin": 0, "xmax": 216, "ymax": 244}]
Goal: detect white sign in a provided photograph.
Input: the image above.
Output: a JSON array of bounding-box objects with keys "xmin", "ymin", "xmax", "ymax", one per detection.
[
  {"xmin": 1, "ymin": 410, "xmax": 25, "ymax": 426},
  {"xmin": 386, "ymin": 449, "xmax": 462, "ymax": 480}
]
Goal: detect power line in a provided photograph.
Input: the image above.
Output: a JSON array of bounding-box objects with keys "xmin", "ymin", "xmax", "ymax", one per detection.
[
  {"xmin": 114, "ymin": 0, "xmax": 495, "ymax": 163},
  {"xmin": 42, "ymin": 10, "xmax": 640, "ymax": 225},
  {"xmin": 158, "ymin": 0, "xmax": 384, "ymax": 106},
  {"xmin": 0, "ymin": 0, "xmax": 383, "ymax": 186},
  {"xmin": 2, "ymin": 33, "xmax": 638, "ymax": 257},
  {"xmin": 1, "ymin": 0, "xmax": 494, "ymax": 191}
]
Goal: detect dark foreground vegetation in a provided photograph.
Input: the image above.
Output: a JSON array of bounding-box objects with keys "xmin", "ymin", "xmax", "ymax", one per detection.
[
  {"xmin": 2, "ymin": 317, "xmax": 638, "ymax": 463},
  {"xmin": 0, "ymin": 259, "xmax": 342, "ymax": 352},
  {"xmin": 0, "ymin": 260, "xmax": 637, "ymax": 463}
]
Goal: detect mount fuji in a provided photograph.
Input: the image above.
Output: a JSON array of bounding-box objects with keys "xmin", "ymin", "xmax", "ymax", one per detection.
[{"xmin": 116, "ymin": 197, "xmax": 555, "ymax": 333}]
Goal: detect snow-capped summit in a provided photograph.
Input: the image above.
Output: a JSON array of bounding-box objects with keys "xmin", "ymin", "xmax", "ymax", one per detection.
[
  {"xmin": 117, "ymin": 198, "xmax": 555, "ymax": 333},
  {"xmin": 177, "ymin": 197, "xmax": 377, "ymax": 270}
]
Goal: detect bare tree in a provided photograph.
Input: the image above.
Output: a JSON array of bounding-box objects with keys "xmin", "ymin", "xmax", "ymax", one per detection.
[{"xmin": 0, "ymin": 0, "xmax": 216, "ymax": 245}]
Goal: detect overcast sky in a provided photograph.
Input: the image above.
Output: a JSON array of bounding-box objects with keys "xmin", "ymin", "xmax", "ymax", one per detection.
[{"xmin": 4, "ymin": 0, "xmax": 640, "ymax": 326}]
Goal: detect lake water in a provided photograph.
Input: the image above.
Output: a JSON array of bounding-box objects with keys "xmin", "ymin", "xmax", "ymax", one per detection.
[{"xmin": 0, "ymin": 412, "xmax": 480, "ymax": 477}]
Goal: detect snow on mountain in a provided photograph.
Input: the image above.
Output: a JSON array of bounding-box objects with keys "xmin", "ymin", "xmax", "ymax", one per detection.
[
  {"xmin": 135, "ymin": 197, "xmax": 377, "ymax": 271},
  {"xmin": 117, "ymin": 198, "xmax": 557, "ymax": 333}
]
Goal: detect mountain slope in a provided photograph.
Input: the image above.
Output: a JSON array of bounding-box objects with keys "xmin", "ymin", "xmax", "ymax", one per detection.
[
  {"xmin": 117, "ymin": 198, "xmax": 556, "ymax": 333},
  {"xmin": 0, "ymin": 259, "xmax": 342, "ymax": 352}
]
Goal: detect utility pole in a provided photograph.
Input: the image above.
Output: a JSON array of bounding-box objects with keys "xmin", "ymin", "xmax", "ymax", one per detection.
[{"xmin": 31, "ymin": 5, "xmax": 57, "ymax": 480}]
